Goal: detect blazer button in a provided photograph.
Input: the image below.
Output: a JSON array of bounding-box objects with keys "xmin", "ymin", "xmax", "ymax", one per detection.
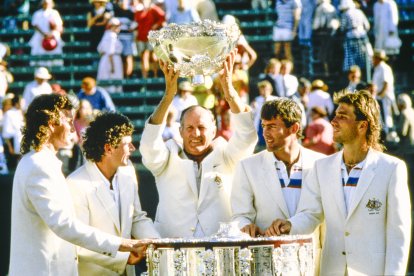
[
  {"xmin": 345, "ymin": 232, "xmax": 350, "ymax": 236},
  {"xmin": 108, "ymin": 253, "xmax": 112, "ymax": 256},
  {"xmin": 103, "ymin": 252, "xmax": 107, "ymax": 255},
  {"xmin": 342, "ymin": 251, "xmax": 346, "ymax": 255},
  {"xmin": 190, "ymin": 227, "xmax": 195, "ymax": 232}
]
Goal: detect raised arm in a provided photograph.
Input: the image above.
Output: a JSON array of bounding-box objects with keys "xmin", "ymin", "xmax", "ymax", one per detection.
[
  {"xmin": 217, "ymin": 50, "xmax": 250, "ymax": 114},
  {"xmin": 149, "ymin": 60, "xmax": 180, "ymax": 125}
]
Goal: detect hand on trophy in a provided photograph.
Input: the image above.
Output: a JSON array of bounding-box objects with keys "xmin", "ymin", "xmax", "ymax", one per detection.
[
  {"xmin": 118, "ymin": 238, "xmax": 152, "ymax": 254},
  {"xmin": 127, "ymin": 245, "xmax": 147, "ymax": 265},
  {"xmin": 264, "ymin": 219, "xmax": 292, "ymax": 236},
  {"xmin": 241, "ymin": 223, "xmax": 265, "ymax": 238},
  {"xmin": 159, "ymin": 59, "xmax": 180, "ymax": 98}
]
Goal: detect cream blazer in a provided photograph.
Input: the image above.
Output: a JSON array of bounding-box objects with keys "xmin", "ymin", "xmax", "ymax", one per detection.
[
  {"xmin": 66, "ymin": 161, "xmax": 161, "ymax": 276},
  {"xmin": 140, "ymin": 111, "xmax": 257, "ymax": 238},
  {"xmin": 9, "ymin": 149, "xmax": 121, "ymax": 276},
  {"xmin": 290, "ymin": 149, "xmax": 412, "ymax": 275},
  {"xmin": 231, "ymin": 147, "xmax": 326, "ymax": 275}
]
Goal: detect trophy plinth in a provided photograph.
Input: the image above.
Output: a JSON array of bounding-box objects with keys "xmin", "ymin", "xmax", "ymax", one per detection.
[{"xmin": 148, "ymin": 20, "xmax": 240, "ymax": 85}]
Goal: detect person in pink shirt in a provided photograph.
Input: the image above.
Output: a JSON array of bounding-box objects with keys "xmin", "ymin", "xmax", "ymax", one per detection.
[{"xmin": 303, "ymin": 106, "xmax": 336, "ymax": 155}]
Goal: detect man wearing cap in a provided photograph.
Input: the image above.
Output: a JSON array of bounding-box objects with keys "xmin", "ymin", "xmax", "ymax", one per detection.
[
  {"xmin": 372, "ymin": 49, "xmax": 397, "ymax": 138},
  {"xmin": 171, "ymin": 80, "xmax": 198, "ymax": 122},
  {"xmin": 140, "ymin": 51, "xmax": 257, "ymax": 238},
  {"xmin": 22, "ymin": 67, "xmax": 53, "ymax": 111}
]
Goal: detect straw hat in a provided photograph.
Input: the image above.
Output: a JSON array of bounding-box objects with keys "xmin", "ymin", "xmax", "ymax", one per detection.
[
  {"xmin": 311, "ymin": 79, "xmax": 325, "ymax": 90},
  {"xmin": 373, "ymin": 49, "xmax": 388, "ymax": 61},
  {"xmin": 34, "ymin": 67, "xmax": 52, "ymax": 80}
]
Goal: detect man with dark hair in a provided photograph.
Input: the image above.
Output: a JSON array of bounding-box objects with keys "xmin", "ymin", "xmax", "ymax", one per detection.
[
  {"xmin": 66, "ymin": 112, "xmax": 159, "ymax": 276},
  {"xmin": 272, "ymin": 90, "xmax": 411, "ymax": 275},
  {"xmin": 9, "ymin": 94, "xmax": 147, "ymax": 275},
  {"xmin": 231, "ymin": 98, "xmax": 324, "ymax": 274},
  {"xmin": 140, "ymin": 51, "xmax": 257, "ymax": 238}
]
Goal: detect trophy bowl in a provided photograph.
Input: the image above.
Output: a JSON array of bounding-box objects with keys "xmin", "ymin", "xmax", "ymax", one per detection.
[{"xmin": 148, "ymin": 20, "xmax": 240, "ymax": 85}]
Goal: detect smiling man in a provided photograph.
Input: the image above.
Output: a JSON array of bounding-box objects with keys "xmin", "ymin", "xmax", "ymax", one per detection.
[
  {"xmin": 139, "ymin": 51, "xmax": 257, "ymax": 238},
  {"xmin": 66, "ymin": 112, "xmax": 160, "ymax": 276},
  {"xmin": 273, "ymin": 90, "xmax": 411, "ymax": 275}
]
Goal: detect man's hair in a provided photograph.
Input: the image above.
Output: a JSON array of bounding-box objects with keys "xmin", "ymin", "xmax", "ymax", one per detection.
[
  {"xmin": 179, "ymin": 105, "xmax": 216, "ymax": 127},
  {"xmin": 21, "ymin": 94, "xmax": 74, "ymax": 154},
  {"xmin": 334, "ymin": 90, "xmax": 384, "ymax": 151},
  {"xmin": 261, "ymin": 98, "xmax": 303, "ymax": 138},
  {"xmin": 83, "ymin": 112, "xmax": 134, "ymax": 162}
]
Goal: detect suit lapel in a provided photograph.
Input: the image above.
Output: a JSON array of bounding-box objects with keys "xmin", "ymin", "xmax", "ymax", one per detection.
[
  {"xmin": 329, "ymin": 152, "xmax": 348, "ymax": 219},
  {"xmin": 262, "ymin": 152, "xmax": 290, "ymax": 218},
  {"xmin": 118, "ymin": 169, "xmax": 132, "ymax": 236},
  {"xmin": 85, "ymin": 162, "xmax": 121, "ymax": 234},
  {"xmin": 346, "ymin": 150, "xmax": 378, "ymax": 219}
]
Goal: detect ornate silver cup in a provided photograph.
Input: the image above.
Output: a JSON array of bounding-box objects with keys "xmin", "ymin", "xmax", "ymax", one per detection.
[{"xmin": 148, "ymin": 20, "xmax": 240, "ymax": 85}]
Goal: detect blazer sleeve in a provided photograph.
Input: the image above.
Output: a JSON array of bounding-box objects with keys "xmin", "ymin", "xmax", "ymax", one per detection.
[
  {"xmin": 26, "ymin": 165, "xmax": 122, "ymax": 258},
  {"xmin": 289, "ymin": 162, "xmax": 324, "ymax": 235},
  {"xmin": 222, "ymin": 111, "xmax": 257, "ymax": 167},
  {"xmin": 66, "ymin": 177, "xmax": 130, "ymax": 274},
  {"xmin": 130, "ymin": 173, "xmax": 161, "ymax": 239},
  {"xmin": 139, "ymin": 120, "xmax": 170, "ymax": 177},
  {"xmin": 231, "ymin": 161, "xmax": 256, "ymax": 229},
  {"xmin": 384, "ymin": 160, "xmax": 411, "ymax": 275}
]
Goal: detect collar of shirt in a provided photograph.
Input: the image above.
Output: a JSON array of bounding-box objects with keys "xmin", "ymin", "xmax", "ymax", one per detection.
[
  {"xmin": 272, "ymin": 150, "xmax": 303, "ymax": 187},
  {"xmin": 340, "ymin": 158, "xmax": 366, "ymax": 184},
  {"xmin": 92, "ymin": 163, "xmax": 120, "ymax": 195}
]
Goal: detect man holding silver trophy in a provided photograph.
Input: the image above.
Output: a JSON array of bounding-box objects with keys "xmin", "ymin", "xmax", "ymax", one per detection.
[{"xmin": 139, "ymin": 50, "xmax": 258, "ymax": 238}]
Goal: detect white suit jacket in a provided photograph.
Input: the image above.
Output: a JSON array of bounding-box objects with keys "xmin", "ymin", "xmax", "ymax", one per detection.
[
  {"xmin": 231, "ymin": 147, "xmax": 325, "ymax": 274},
  {"xmin": 66, "ymin": 161, "xmax": 161, "ymax": 276},
  {"xmin": 9, "ymin": 148, "xmax": 122, "ymax": 276},
  {"xmin": 290, "ymin": 149, "xmax": 412, "ymax": 276},
  {"xmin": 140, "ymin": 111, "xmax": 257, "ymax": 238}
]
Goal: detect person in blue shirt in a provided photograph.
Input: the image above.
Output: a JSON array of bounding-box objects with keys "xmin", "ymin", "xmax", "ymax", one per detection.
[{"xmin": 77, "ymin": 76, "xmax": 116, "ymax": 112}]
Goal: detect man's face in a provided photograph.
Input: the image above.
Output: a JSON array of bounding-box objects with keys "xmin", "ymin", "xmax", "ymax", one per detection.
[
  {"xmin": 81, "ymin": 83, "xmax": 94, "ymax": 95},
  {"xmin": 180, "ymin": 107, "xmax": 216, "ymax": 156},
  {"xmin": 49, "ymin": 109, "xmax": 75, "ymax": 150},
  {"xmin": 262, "ymin": 116, "xmax": 292, "ymax": 153},
  {"xmin": 331, "ymin": 103, "xmax": 361, "ymax": 144},
  {"xmin": 348, "ymin": 71, "xmax": 361, "ymax": 83},
  {"xmin": 109, "ymin": 135, "xmax": 135, "ymax": 168}
]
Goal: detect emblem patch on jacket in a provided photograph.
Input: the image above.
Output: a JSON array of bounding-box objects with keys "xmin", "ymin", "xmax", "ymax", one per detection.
[
  {"xmin": 366, "ymin": 198, "xmax": 382, "ymax": 214},
  {"xmin": 214, "ymin": 175, "xmax": 222, "ymax": 186}
]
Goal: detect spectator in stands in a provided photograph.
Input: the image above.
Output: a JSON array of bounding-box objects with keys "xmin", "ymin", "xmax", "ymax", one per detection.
[
  {"xmin": 167, "ymin": 0, "xmax": 200, "ymax": 24},
  {"xmin": 345, "ymin": 65, "xmax": 365, "ymax": 92},
  {"xmin": 339, "ymin": 0, "xmax": 372, "ymax": 82},
  {"xmin": 162, "ymin": 107, "xmax": 182, "ymax": 143},
  {"xmin": 251, "ymin": 80, "xmax": 278, "ymax": 147},
  {"xmin": 0, "ymin": 44, "xmax": 13, "ymax": 104},
  {"xmin": 195, "ymin": 0, "xmax": 219, "ymax": 21},
  {"xmin": 373, "ymin": 0, "xmax": 399, "ymax": 57},
  {"xmin": 298, "ymin": 0, "xmax": 317, "ymax": 78},
  {"xmin": 139, "ymin": 51, "xmax": 257, "ymax": 238},
  {"xmin": 313, "ymin": 0, "xmax": 340, "ymax": 76},
  {"xmin": 172, "ymin": 80, "xmax": 198, "ymax": 121},
  {"xmin": 2, "ymin": 0, "xmax": 30, "ymax": 30},
  {"xmin": 78, "ymin": 77, "xmax": 116, "ymax": 112},
  {"xmin": 303, "ymin": 106, "xmax": 336, "ymax": 154},
  {"xmin": 22, "ymin": 67, "xmax": 53, "ymax": 111},
  {"xmin": 87, "ymin": 0, "xmax": 113, "ymax": 53},
  {"xmin": 222, "ymin": 15, "xmax": 258, "ymax": 71},
  {"xmin": 273, "ymin": 0, "xmax": 302, "ymax": 61},
  {"xmin": 275, "ymin": 59, "xmax": 299, "ymax": 98},
  {"xmin": 307, "ymin": 79, "xmax": 334, "ymax": 121},
  {"xmin": 260, "ymin": 58, "xmax": 282, "ymax": 97},
  {"xmin": 216, "ymin": 108, "xmax": 233, "ymax": 141},
  {"xmin": 297, "ymin": 77, "xmax": 311, "ymax": 112},
  {"xmin": 372, "ymin": 49, "xmax": 397, "ymax": 140},
  {"xmin": 396, "ymin": 93, "xmax": 414, "ymax": 155},
  {"xmin": 192, "ymin": 76, "xmax": 216, "ymax": 113},
  {"xmin": 113, "ymin": 0, "xmax": 138, "ymax": 78},
  {"xmin": 74, "ymin": 99, "xmax": 95, "ymax": 146},
  {"xmin": 66, "ymin": 112, "xmax": 160, "ymax": 275},
  {"xmin": 97, "ymin": 17, "xmax": 124, "ymax": 93},
  {"xmin": 252, "ymin": 0, "xmax": 269, "ymax": 9},
  {"xmin": 29, "ymin": 0, "xmax": 64, "ymax": 67},
  {"xmin": 134, "ymin": 0, "xmax": 166, "ymax": 78},
  {"xmin": 2, "ymin": 94, "xmax": 24, "ymax": 171}
]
